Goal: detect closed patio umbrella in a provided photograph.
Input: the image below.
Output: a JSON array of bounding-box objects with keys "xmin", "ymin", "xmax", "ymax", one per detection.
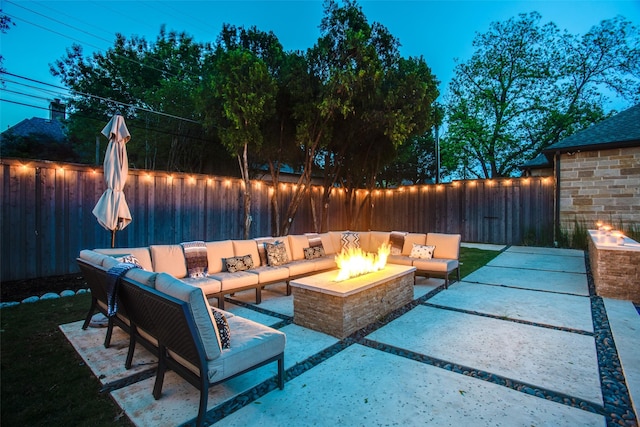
[{"xmin": 92, "ymin": 114, "xmax": 132, "ymax": 248}]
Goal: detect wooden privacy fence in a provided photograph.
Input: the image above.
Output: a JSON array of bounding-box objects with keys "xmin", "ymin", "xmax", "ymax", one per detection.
[{"xmin": 1, "ymin": 158, "xmax": 554, "ymax": 281}]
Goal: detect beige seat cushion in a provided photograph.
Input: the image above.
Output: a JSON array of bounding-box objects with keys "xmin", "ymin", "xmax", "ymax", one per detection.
[
  {"xmin": 209, "ymin": 271, "xmax": 260, "ymax": 291},
  {"xmin": 150, "ymin": 245, "xmax": 188, "ymax": 278},
  {"xmin": 412, "ymin": 258, "xmax": 459, "ymax": 273},
  {"xmin": 207, "ymin": 316, "xmax": 285, "ymax": 382},
  {"xmin": 313, "ymin": 256, "xmax": 337, "ymax": 271},
  {"xmin": 387, "ymin": 254, "xmax": 414, "ymax": 266},
  {"xmin": 154, "ymin": 273, "xmax": 222, "ymax": 360},
  {"xmin": 426, "ymin": 233, "xmax": 461, "ymax": 260},
  {"xmin": 247, "ymin": 265, "xmax": 289, "ymax": 284},
  {"xmin": 180, "ymin": 276, "xmax": 222, "ymax": 295},
  {"xmin": 285, "ymin": 259, "xmax": 316, "ymax": 277}
]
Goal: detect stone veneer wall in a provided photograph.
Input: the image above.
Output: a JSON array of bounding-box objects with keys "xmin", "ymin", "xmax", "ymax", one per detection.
[
  {"xmin": 588, "ymin": 236, "xmax": 640, "ymax": 303},
  {"xmin": 559, "ymin": 146, "xmax": 640, "ymax": 232}
]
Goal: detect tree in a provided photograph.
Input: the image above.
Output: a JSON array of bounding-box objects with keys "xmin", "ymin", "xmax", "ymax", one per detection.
[
  {"xmin": 51, "ymin": 27, "xmax": 218, "ymax": 172},
  {"xmin": 312, "ymin": 0, "xmax": 439, "ymax": 230},
  {"xmin": 0, "ymin": 10, "xmax": 14, "ymax": 73},
  {"xmin": 200, "ymin": 46, "xmax": 277, "ymax": 239},
  {"xmin": 443, "ymin": 13, "xmax": 640, "ymax": 178}
]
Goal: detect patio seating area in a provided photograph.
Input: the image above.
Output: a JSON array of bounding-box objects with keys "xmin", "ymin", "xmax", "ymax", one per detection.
[{"xmin": 60, "ymin": 244, "xmax": 640, "ymax": 426}]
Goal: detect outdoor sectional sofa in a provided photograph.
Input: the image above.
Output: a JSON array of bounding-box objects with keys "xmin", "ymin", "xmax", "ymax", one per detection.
[
  {"xmin": 75, "ymin": 230, "xmax": 459, "ymax": 425},
  {"xmin": 80, "ymin": 230, "xmax": 461, "ymax": 311}
]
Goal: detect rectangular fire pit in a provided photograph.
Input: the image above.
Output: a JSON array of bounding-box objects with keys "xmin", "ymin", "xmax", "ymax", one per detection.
[{"xmin": 289, "ymin": 265, "xmax": 416, "ymax": 338}]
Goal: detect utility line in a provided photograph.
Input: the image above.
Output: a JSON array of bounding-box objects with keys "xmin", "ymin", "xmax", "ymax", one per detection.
[
  {"xmin": 2, "ymin": 71, "xmax": 201, "ymax": 124},
  {"xmin": 0, "ymin": 98, "xmax": 213, "ymax": 142},
  {"xmin": 7, "ymin": 0, "xmax": 114, "ymax": 46},
  {"xmin": 12, "ymin": 0, "xmax": 189, "ymax": 76},
  {"xmin": 3, "ymin": 11, "xmax": 182, "ymax": 79}
]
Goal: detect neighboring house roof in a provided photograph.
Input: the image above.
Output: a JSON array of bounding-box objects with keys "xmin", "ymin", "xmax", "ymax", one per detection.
[
  {"xmin": 544, "ymin": 103, "xmax": 640, "ymax": 153},
  {"xmin": 521, "ymin": 103, "xmax": 640, "ymax": 171},
  {"xmin": 521, "ymin": 153, "xmax": 552, "ymax": 169},
  {"xmin": 1, "ymin": 117, "xmax": 66, "ymax": 142}
]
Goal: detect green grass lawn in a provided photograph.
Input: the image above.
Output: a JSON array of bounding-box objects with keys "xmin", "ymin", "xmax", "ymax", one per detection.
[{"xmin": 0, "ymin": 246, "xmax": 500, "ymax": 426}]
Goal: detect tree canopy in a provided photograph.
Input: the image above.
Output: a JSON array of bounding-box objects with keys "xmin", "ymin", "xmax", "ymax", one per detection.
[{"xmin": 443, "ymin": 13, "xmax": 640, "ymax": 179}]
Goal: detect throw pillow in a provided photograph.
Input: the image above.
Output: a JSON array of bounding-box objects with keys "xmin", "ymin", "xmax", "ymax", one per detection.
[
  {"xmin": 303, "ymin": 246, "xmax": 326, "ymax": 260},
  {"xmin": 180, "ymin": 241, "xmax": 208, "ymax": 278},
  {"xmin": 116, "ymin": 254, "xmax": 143, "ymax": 269},
  {"xmin": 410, "ymin": 243, "xmax": 435, "ymax": 260},
  {"xmin": 341, "ymin": 231, "xmax": 360, "ymax": 250},
  {"xmin": 254, "ymin": 237, "xmax": 275, "ymax": 266},
  {"xmin": 225, "ymin": 254, "xmax": 253, "ymax": 272},
  {"xmin": 304, "ymin": 233, "xmax": 324, "ymax": 249},
  {"xmin": 265, "ymin": 241, "xmax": 289, "ymax": 266},
  {"xmin": 389, "ymin": 231, "xmax": 407, "ymax": 255},
  {"xmin": 211, "ymin": 308, "xmax": 230, "ymax": 349}
]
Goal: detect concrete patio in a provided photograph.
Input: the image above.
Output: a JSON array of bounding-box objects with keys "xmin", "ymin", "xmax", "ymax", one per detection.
[{"xmin": 60, "ymin": 245, "xmax": 640, "ymax": 426}]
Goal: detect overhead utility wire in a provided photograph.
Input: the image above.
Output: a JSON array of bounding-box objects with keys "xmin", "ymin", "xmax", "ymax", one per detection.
[
  {"xmin": 3, "ymin": 11, "xmax": 181, "ymax": 79},
  {"xmin": 0, "ymin": 98, "xmax": 212, "ymax": 143},
  {"xmin": 2, "ymin": 71, "xmax": 201, "ymax": 124},
  {"xmin": 8, "ymin": 0, "xmax": 224, "ymax": 79},
  {"xmin": 28, "ymin": 0, "xmax": 187, "ymax": 77},
  {"xmin": 1, "ymin": 88, "xmax": 56, "ymax": 103},
  {"xmin": 7, "ymin": 0, "xmax": 114, "ymax": 46}
]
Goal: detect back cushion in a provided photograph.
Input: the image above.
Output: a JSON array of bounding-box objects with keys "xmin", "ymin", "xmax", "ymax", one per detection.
[
  {"xmin": 288, "ymin": 235, "xmax": 310, "ymax": 261},
  {"xmin": 150, "ymin": 245, "xmax": 187, "ymax": 278},
  {"xmin": 232, "ymin": 240, "xmax": 260, "ymax": 267},
  {"xmin": 95, "ymin": 247, "xmax": 153, "ymax": 271},
  {"xmin": 319, "ymin": 233, "xmax": 337, "ymax": 254},
  {"xmin": 367, "ymin": 231, "xmax": 390, "ymax": 253},
  {"xmin": 403, "ymin": 233, "xmax": 427, "ymax": 255},
  {"xmin": 357, "ymin": 232, "xmax": 371, "ymax": 252},
  {"xmin": 124, "ymin": 268, "xmax": 158, "ymax": 288},
  {"xmin": 328, "ymin": 231, "xmax": 345, "ymax": 253},
  {"xmin": 254, "ymin": 237, "xmax": 293, "ymax": 266},
  {"xmin": 154, "ymin": 273, "xmax": 222, "ymax": 360},
  {"xmin": 206, "ymin": 240, "xmax": 235, "ymax": 273},
  {"xmin": 426, "ymin": 233, "xmax": 461, "ymax": 259},
  {"xmin": 80, "ymin": 250, "xmax": 110, "ymax": 267}
]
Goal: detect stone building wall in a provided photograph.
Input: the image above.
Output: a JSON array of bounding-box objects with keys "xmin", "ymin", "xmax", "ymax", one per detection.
[{"xmin": 559, "ymin": 146, "xmax": 640, "ymax": 232}]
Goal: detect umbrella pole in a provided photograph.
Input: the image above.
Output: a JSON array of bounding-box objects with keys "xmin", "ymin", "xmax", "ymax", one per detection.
[{"xmin": 111, "ymin": 229, "xmax": 116, "ymax": 248}]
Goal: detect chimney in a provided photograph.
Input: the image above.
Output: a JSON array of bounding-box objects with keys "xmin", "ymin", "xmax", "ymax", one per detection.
[{"xmin": 49, "ymin": 99, "xmax": 66, "ymax": 121}]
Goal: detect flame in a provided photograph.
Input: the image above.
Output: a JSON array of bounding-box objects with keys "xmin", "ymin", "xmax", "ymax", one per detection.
[{"xmin": 334, "ymin": 243, "xmax": 390, "ymax": 282}]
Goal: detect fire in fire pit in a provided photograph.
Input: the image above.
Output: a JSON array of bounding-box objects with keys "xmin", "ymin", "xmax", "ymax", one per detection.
[{"xmin": 334, "ymin": 243, "xmax": 391, "ymax": 281}]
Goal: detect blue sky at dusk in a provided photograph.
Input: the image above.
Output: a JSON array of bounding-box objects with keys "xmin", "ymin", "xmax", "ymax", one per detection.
[{"xmin": 1, "ymin": 0, "xmax": 639, "ymax": 131}]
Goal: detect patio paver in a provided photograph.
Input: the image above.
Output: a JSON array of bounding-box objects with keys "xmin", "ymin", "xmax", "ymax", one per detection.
[{"xmin": 59, "ymin": 246, "xmax": 638, "ymax": 426}]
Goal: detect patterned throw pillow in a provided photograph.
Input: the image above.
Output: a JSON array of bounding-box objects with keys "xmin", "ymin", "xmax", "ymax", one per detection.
[
  {"xmin": 341, "ymin": 232, "xmax": 360, "ymax": 250},
  {"xmin": 211, "ymin": 308, "xmax": 230, "ymax": 349},
  {"xmin": 265, "ymin": 241, "xmax": 289, "ymax": 266},
  {"xmin": 225, "ymin": 254, "xmax": 253, "ymax": 272},
  {"xmin": 410, "ymin": 244, "xmax": 436, "ymax": 259},
  {"xmin": 181, "ymin": 241, "xmax": 208, "ymax": 278},
  {"xmin": 389, "ymin": 231, "xmax": 407, "ymax": 255},
  {"xmin": 116, "ymin": 254, "xmax": 143, "ymax": 269},
  {"xmin": 303, "ymin": 246, "xmax": 326, "ymax": 260},
  {"xmin": 304, "ymin": 233, "xmax": 324, "ymax": 249}
]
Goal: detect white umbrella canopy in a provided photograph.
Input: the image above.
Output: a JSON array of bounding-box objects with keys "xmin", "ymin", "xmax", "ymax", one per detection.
[{"xmin": 92, "ymin": 114, "xmax": 132, "ymax": 247}]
